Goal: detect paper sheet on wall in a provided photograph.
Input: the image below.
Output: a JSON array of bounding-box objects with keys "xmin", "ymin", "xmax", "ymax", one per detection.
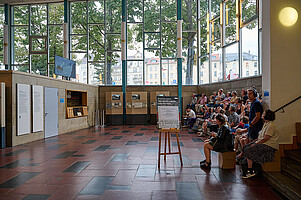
[
  {"xmin": 33, "ymin": 85, "xmax": 44, "ymax": 132},
  {"xmin": 17, "ymin": 84, "xmax": 31, "ymax": 135}
]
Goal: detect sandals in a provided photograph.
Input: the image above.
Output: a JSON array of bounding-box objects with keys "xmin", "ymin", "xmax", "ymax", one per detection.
[{"xmin": 200, "ymin": 161, "xmax": 211, "ymax": 169}]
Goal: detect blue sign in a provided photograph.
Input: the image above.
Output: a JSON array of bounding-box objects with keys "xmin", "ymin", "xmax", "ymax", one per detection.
[
  {"xmin": 60, "ymin": 98, "xmax": 64, "ymax": 103},
  {"xmin": 55, "ymin": 55, "xmax": 76, "ymax": 78},
  {"xmin": 172, "ymin": 79, "xmax": 177, "ymax": 84},
  {"xmin": 264, "ymin": 90, "xmax": 269, "ymax": 97}
]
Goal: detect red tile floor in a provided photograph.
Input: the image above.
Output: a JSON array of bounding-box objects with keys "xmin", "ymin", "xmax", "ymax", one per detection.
[{"xmin": 0, "ymin": 125, "xmax": 284, "ymax": 200}]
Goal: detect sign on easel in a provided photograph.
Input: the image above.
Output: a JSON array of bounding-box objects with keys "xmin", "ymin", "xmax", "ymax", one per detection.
[{"xmin": 157, "ymin": 96, "xmax": 180, "ymax": 129}]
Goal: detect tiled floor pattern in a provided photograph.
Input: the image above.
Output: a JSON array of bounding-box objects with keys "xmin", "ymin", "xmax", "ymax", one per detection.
[{"xmin": 0, "ymin": 125, "xmax": 283, "ymax": 200}]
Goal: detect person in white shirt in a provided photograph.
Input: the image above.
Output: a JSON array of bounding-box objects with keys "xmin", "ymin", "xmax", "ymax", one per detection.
[{"xmin": 184, "ymin": 108, "xmax": 196, "ymax": 129}]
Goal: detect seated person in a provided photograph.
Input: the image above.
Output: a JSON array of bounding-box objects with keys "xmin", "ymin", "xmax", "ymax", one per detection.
[
  {"xmin": 240, "ymin": 109, "xmax": 279, "ymax": 179},
  {"xmin": 222, "ymin": 92, "xmax": 232, "ymax": 104},
  {"xmin": 241, "ymin": 90, "xmax": 248, "ymax": 105},
  {"xmin": 229, "ymin": 106, "xmax": 240, "ymax": 132},
  {"xmin": 230, "ymin": 91, "xmax": 238, "ymax": 105},
  {"xmin": 200, "ymin": 114, "xmax": 234, "ymax": 169},
  {"xmin": 218, "ymin": 88, "xmax": 226, "ymax": 99},
  {"xmin": 183, "ymin": 108, "xmax": 196, "ymax": 129},
  {"xmin": 236, "ymin": 98, "xmax": 245, "ymax": 117},
  {"xmin": 234, "ymin": 116, "xmax": 249, "ymax": 152},
  {"xmin": 198, "ymin": 112, "xmax": 217, "ymax": 137},
  {"xmin": 193, "ymin": 107, "xmax": 206, "ymax": 131},
  {"xmin": 187, "ymin": 93, "xmax": 198, "ymax": 110},
  {"xmin": 206, "ymin": 95, "xmax": 215, "ymax": 107},
  {"xmin": 195, "ymin": 93, "xmax": 207, "ymax": 113},
  {"xmin": 220, "ymin": 108, "xmax": 228, "ymax": 122}
]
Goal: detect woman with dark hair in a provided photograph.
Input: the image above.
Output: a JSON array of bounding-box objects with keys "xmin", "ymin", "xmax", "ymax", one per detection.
[
  {"xmin": 236, "ymin": 98, "xmax": 245, "ymax": 116},
  {"xmin": 200, "ymin": 114, "xmax": 234, "ymax": 169},
  {"xmin": 241, "ymin": 109, "xmax": 279, "ymax": 179},
  {"xmin": 241, "ymin": 90, "xmax": 248, "ymax": 104}
]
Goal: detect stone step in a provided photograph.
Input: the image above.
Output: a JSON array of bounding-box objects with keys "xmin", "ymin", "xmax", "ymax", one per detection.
[
  {"xmin": 285, "ymin": 150, "xmax": 301, "ymax": 164},
  {"xmin": 281, "ymin": 157, "xmax": 301, "ymax": 182},
  {"xmin": 263, "ymin": 171, "xmax": 301, "ymax": 200}
]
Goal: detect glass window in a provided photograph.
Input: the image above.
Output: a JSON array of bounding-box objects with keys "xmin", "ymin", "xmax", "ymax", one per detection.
[
  {"xmin": 162, "ymin": 59, "xmax": 177, "ymax": 85},
  {"xmin": 127, "ymin": 61, "xmax": 143, "ymax": 85},
  {"xmin": 127, "ymin": 0, "xmax": 143, "ymax": 22},
  {"xmin": 128, "ymin": 24, "xmax": 143, "ymax": 59},
  {"xmin": 31, "ymin": 54, "xmax": 47, "ymax": 76},
  {"xmin": 242, "ymin": 20, "xmax": 258, "ymax": 78},
  {"xmin": 13, "ymin": 6, "xmax": 29, "ymax": 25},
  {"xmin": 144, "ymin": 0, "xmax": 160, "ymax": 32},
  {"xmin": 106, "ymin": 0, "xmax": 121, "ymax": 33},
  {"xmin": 162, "ymin": 22, "xmax": 177, "ymax": 58},
  {"xmin": 211, "ymin": 42, "xmax": 222, "ymax": 83},
  {"xmin": 13, "ymin": 27, "xmax": 29, "ymax": 69},
  {"xmin": 225, "ymin": 43, "xmax": 239, "ymax": 80},
  {"xmin": 89, "ymin": 1, "xmax": 104, "ymax": 24},
  {"xmin": 199, "ymin": 17, "xmax": 207, "ymax": 56},
  {"xmin": 0, "ymin": 6, "xmax": 4, "ymax": 69},
  {"xmin": 199, "ymin": 56, "xmax": 209, "ymax": 84},
  {"xmin": 30, "ymin": 5, "xmax": 47, "ymax": 36},
  {"xmin": 145, "ymin": 50, "xmax": 160, "ymax": 85},
  {"xmin": 225, "ymin": 0, "xmax": 237, "ymax": 44},
  {"xmin": 71, "ymin": 2, "xmax": 87, "ymax": 34},
  {"xmin": 49, "ymin": 25, "xmax": 63, "ymax": 77},
  {"xmin": 49, "ymin": 3, "xmax": 64, "ymax": 24},
  {"xmin": 241, "ymin": 0, "xmax": 257, "ymax": 23},
  {"xmin": 182, "ymin": 0, "xmax": 197, "ymax": 85},
  {"xmin": 108, "ymin": 52, "xmax": 122, "ymax": 85}
]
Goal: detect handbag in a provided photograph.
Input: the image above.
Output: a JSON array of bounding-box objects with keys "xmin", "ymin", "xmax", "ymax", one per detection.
[{"xmin": 208, "ymin": 137, "xmax": 218, "ymax": 147}]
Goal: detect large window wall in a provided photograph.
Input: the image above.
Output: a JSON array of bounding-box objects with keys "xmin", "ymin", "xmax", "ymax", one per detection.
[
  {"xmin": 11, "ymin": 3, "xmax": 64, "ymax": 77},
  {"xmin": 5, "ymin": 0, "xmax": 261, "ymax": 85},
  {"xmin": 198, "ymin": 0, "xmax": 260, "ymax": 84}
]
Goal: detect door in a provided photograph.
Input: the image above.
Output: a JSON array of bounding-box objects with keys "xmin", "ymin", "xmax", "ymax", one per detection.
[{"xmin": 45, "ymin": 87, "xmax": 58, "ymax": 138}]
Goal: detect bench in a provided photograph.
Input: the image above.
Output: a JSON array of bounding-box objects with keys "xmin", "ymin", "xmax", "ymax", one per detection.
[
  {"xmin": 218, "ymin": 151, "xmax": 236, "ymax": 169},
  {"xmin": 262, "ymin": 149, "xmax": 281, "ymax": 172}
]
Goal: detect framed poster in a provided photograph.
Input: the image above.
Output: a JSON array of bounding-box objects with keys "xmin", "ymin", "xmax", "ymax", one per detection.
[
  {"xmin": 33, "ymin": 85, "xmax": 44, "ymax": 132},
  {"xmin": 17, "ymin": 84, "xmax": 31, "ymax": 135},
  {"xmin": 157, "ymin": 96, "xmax": 180, "ymax": 129}
]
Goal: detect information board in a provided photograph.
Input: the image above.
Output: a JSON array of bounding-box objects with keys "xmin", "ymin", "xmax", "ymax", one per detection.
[
  {"xmin": 17, "ymin": 84, "xmax": 31, "ymax": 135},
  {"xmin": 157, "ymin": 96, "xmax": 180, "ymax": 129},
  {"xmin": 33, "ymin": 85, "xmax": 43, "ymax": 132}
]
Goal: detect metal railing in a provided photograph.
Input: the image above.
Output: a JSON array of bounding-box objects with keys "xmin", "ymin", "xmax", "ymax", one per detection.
[{"xmin": 274, "ymin": 96, "xmax": 301, "ymax": 113}]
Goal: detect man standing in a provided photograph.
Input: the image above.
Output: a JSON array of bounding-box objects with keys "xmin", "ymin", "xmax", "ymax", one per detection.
[{"xmin": 246, "ymin": 88, "xmax": 263, "ymax": 142}]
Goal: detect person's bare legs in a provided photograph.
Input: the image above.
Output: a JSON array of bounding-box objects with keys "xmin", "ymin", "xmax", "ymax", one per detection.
[
  {"xmin": 204, "ymin": 142, "xmax": 213, "ymax": 163},
  {"xmin": 247, "ymin": 158, "xmax": 253, "ymax": 168}
]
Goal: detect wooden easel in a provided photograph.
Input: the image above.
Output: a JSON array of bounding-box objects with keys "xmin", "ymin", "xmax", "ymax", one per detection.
[{"xmin": 158, "ymin": 128, "xmax": 183, "ymax": 168}]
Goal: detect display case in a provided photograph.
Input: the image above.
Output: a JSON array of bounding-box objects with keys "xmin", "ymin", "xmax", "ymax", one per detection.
[
  {"xmin": 105, "ymin": 92, "xmax": 123, "ymax": 125},
  {"xmin": 126, "ymin": 91, "xmax": 147, "ymax": 125},
  {"xmin": 150, "ymin": 91, "xmax": 170, "ymax": 124},
  {"xmin": 66, "ymin": 90, "xmax": 88, "ymax": 119}
]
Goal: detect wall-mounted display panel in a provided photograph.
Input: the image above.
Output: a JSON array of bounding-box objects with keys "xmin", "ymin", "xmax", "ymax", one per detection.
[
  {"xmin": 17, "ymin": 84, "xmax": 30, "ymax": 135},
  {"xmin": 32, "ymin": 85, "xmax": 43, "ymax": 132}
]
